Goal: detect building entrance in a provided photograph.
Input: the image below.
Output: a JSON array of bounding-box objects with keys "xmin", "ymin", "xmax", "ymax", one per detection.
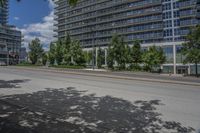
[{"xmin": 177, "ymin": 66, "xmax": 188, "ymax": 75}]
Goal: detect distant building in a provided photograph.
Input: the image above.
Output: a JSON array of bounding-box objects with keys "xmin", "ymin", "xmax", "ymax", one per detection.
[
  {"xmin": 0, "ymin": 0, "xmax": 22, "ymax": 65},
  {"xmin": 54, "ymin": 0, "xmax": 200, "ymax": 74}
]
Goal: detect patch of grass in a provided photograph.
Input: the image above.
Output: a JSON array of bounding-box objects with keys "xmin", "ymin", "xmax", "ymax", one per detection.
[
  {"xmin": 50, "ymin": 65, "xmax": 85, "ymax": 69},
  {"xmin": 16, "ymin": 63, "xmax": 42, "ymax": 67}
]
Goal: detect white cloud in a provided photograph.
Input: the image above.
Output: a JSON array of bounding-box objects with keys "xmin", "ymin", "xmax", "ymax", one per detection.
[
  {"xmin": 14, "ymin": 17, "xmax": 20, "ymax": 20},
  {"xmin": 48, "ymin": 0, "xmax": 56, "ymax": 9},
  {"xmin": 18, "ymin": 0, "xmax": 56, "ymax": 51}
]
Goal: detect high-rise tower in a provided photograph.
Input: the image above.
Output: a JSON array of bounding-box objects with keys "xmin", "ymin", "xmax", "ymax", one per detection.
[
  {"xmin": 54, "ymin": 0, "xmax": 200, "ymax": 74},
  {"xmin": 0, "ymin": 0, "xmax": 22, "ymax": 65},
  {"xmin": 0, "ymin": 0, "xmax": 8, "ymax": 25}
]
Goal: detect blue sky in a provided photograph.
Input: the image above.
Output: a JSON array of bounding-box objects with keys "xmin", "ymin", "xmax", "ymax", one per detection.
[{"xmin": 8, "ymin": 0, "xmax": 55, "ymax": 49}]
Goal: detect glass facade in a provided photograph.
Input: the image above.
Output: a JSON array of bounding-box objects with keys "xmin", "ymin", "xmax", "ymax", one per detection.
[
  {"xmin": 190, "ymin": 65, "xmax": 200, "ymax": 75},
  {"xmin": 0, "ymin": 0, "xmax": 21, "ymax": 64},
  {"xmin": 163, "ymin": 66, "xmax": 174, "ymax": 73},
  {"xmin": 54, "ymin": 0, "xmax": 200, "ymax": 48},
  {"xmin": 163, "ymin": 46, "xmax": 173, "ymax": 63},
  {"xmin": 54, "ymin": 0, "xmax": 164, "ymax": 47},
  {"xmin": 176, "ymin": 45, "xmax": 185, "ymax": 63}
]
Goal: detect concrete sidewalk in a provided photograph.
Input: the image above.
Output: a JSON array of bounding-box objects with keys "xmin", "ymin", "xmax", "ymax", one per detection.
[{"xmin": 3, "ymin": 66, "xmax": 200, "ymax": 86}]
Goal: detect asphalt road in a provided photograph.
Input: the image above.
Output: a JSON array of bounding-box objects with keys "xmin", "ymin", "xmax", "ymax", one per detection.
[{"xmin": 0, "ymin": 67, "xmax": 200, "ymax": 133}]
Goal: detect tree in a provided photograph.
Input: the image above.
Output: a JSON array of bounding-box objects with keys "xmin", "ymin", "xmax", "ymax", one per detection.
[
  {"xmin": 62, "ymin": 34, "xmax": 72, "ymax": 64},
  {"xmin": 125, "ymin": 45, "xmax": 132, "ymax": 64},
  {"xmin": 48, "ymin": 42, "xmax": 56, "ymax": 65},
  {"xmin": 70, "ymin": 40, "xmax": 85, "ymax": 65},
  {"xmin": 55, "ymin": 39, "xmax": 63, "ymax": 65},
  {"xmin": 42, "ymin": 53, "xmax": 48, "ymax": 66},
  {"xmin": 157, "ymin": 47, "xmax": 166, "ymax": 69},
  {"xmin": 115, "ymin": 36, "xmax": 127, "ymax": 69},
  {"xmin": 107, "ymin": 34, "xmax": 129, "ymax": 70},
  {"xmin": 182, "ymin": 25, "xmax": 200, "ymax": 77},
  {"xmin": 142, "ymin": 46, "xmax": 166, "ymax": 72},
  {"xmin": 97, "ymin": 47, "xmax": 104, "ymax": 68},
  {"xmin": 28, "ymin": 38, "xmax": 44, "ymax": 64},
  {"xmin": 107, "ymin": 46, "xmax": 114, "ymax": 69},
  {"xmin": 130, "ymin": 40, "xmax": 142, "ymax": 69},
  {"xmin": 47, "ymin": 34, "xmax": 86, "ymax": 66},
  {"xmin": 84, "ymin": 50, "xmax": 93, "ymax": 65}
]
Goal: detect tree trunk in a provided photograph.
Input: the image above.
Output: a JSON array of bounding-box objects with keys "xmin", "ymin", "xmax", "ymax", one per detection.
[
  {"xmin": 71, "ymin": 56, "xmax": 74, "ymax": 64},
  {"xmin": 195, "ymin": 63, "xmax": 198, "ymax": 77}
]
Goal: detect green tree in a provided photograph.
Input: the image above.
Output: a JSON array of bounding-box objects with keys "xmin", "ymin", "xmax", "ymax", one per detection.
[
  {"xmin": 48, "ymin": 42, "xmax": 56, "ymax": 65},
  {"xmin": 97, "ymin": 47, "xmax": 104, "ymax": 68},
  {"xmin": 48, "ymin": 35, "xmax": 86, "ymax": 66},
  {"xmin": 125, "ymin": 45, "xmax": 131, "ymax": 64},
  {"xmin": 157, "ymin": 47, "xmax": 166, "ymax": 68},
  {"xmin": 83, "ymin": 51, "xmax": 89, "ymax": 65},
  {"xmin": 28, "ymin": 38, "xmax": 44, "ymax": 64},
  {"xmin": 108, "ymin": 34, "xmax": 129, "ymax": 70},
  {"xmin": 84, "ymin": 50, "xmax": 93, "ymax": 65},
  {"xmin": 182, "ymin": 25, "xmax": 200, "ymax": 77},
  {"xmin": 62, "ymin": 34, "xmax": 72, "ymax": 64},
  {"xmin": 70, "ymin": 40, "xmax": 85, "ymax": 65},
  {"xmin": 142, "ymin": 46, "xmax": 165, "ymax": 72},
  {"xmin": 42, "ymin": 53, "xmax": 48, "ymax": 66},
  {"xmin": 55, "ymin": 39, "xmax": 63, "ymax": 65},
  {"xmin": 130, "ymin": 40, "xmax": 142, "ymax": 70},
  {"xmin": 107, "ymin": 46, "xmax": 114, "ymax": 69}
]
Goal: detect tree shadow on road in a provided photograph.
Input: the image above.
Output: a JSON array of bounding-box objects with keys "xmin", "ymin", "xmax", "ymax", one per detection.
[
  {"xmin": 0, "ymin": 79, "xmax": 30, "ymax": 89},
  {"xmin": 0, "ymin": 87, "xmax": 195, "ymax": 133}
]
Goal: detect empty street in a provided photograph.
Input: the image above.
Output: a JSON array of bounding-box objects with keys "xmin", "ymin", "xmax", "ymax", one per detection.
[{"xmin": 0, "ymin": 67, "xmax": 200, "ymax": 133}]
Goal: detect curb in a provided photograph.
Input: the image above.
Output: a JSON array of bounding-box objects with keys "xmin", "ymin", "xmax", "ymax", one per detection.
[{"xmin": 3, "ymin": 66, "xmax": 200, "ymax": 87}]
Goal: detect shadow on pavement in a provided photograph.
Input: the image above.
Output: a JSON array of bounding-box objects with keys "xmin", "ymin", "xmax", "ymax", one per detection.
[
  {"xmin": 0, "ymin": 79, "xmax": 30, "ymax": 89},
  {"xmin": 0, "ymin": 87, "xmax": 195, "ymax": 133}
]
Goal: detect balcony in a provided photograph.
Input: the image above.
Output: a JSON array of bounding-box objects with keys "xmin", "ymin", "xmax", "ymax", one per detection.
[
  {"xmin": 0, "ymin": 50, "xmax": 8, "ymax": 55},
  {"xmin": 179, "ymin": 0, "xmax": 196, "ymax": 10},
  {"xmin": 0, "ymin": 41, "xmax": 6, "ymax": 46}
]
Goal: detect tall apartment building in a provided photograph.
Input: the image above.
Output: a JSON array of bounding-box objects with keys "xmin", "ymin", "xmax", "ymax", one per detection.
[
  {"xmin": 0, "ymin": 0, "xmax": 21, "ymax": 65},
  {"xmin": 54, "ymin": 0, "xmax": 200, "ymax": 74},
  {"xmin": 0, "ymin": 0, "xmax": 8, "ymax": 25}
]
